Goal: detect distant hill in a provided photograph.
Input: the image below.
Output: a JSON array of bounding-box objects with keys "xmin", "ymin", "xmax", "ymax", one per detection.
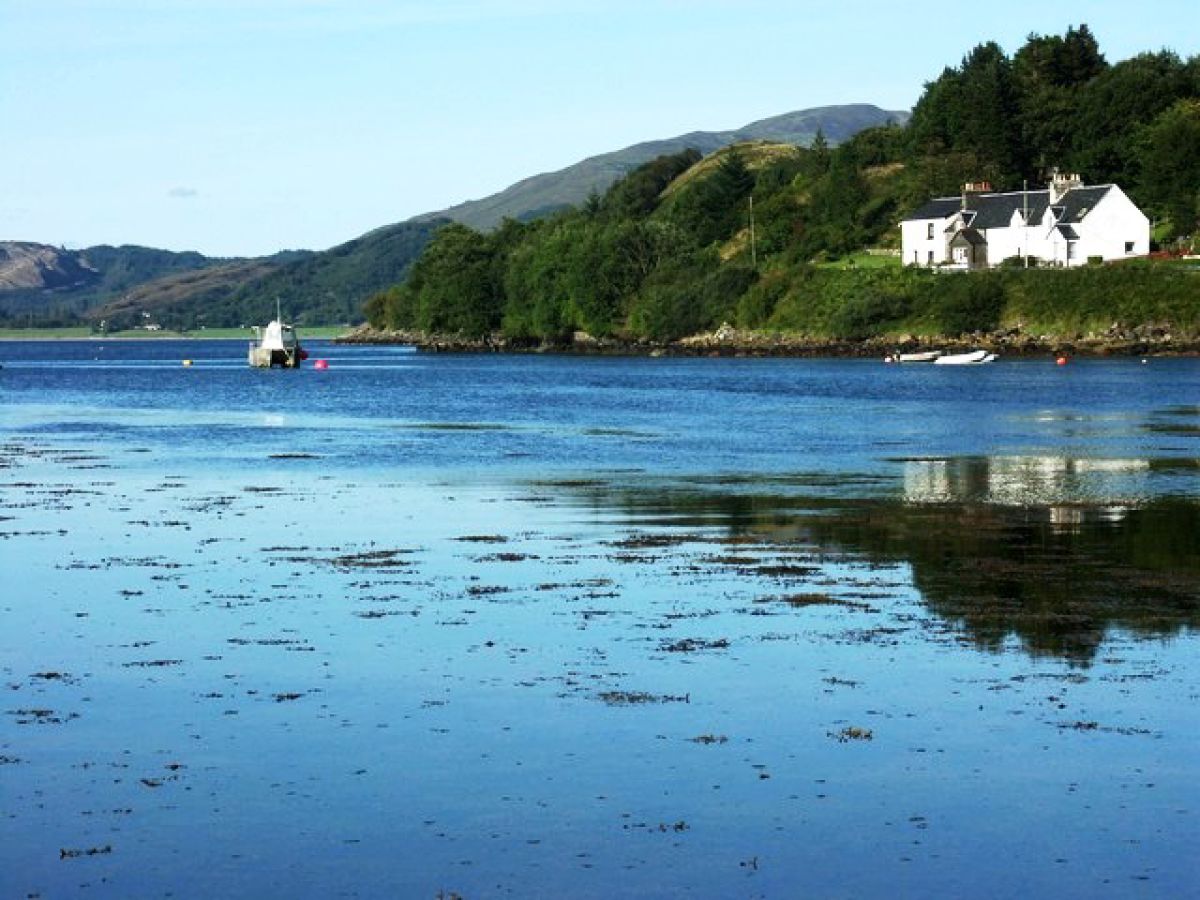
[
  {"xmin": 0, "ymin": 241, "xmax": 100, "ymax": 293},
  {"xmin": 0, "ymin": 223, "xmax": 439, "ymax": 329},
  {"xmin": 413, "ymin": 104, "xmax": 907, "ymax": 231},
  {"xmin": 1, "ymin": 103, "xmax": 906, "ymax": 327},
  {"xmin": 0, "ymin": 242, "xmax": 252, "ymax": 324}
]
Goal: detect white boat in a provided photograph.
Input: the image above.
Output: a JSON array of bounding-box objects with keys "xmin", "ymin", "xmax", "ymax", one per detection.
[
  {"xmin": 897, "ymin": 351, "xmax": 942, "ymax": 362},
  {"xmin": 248, "ymin": 303, "xmax": 306, "ymax": 368},
  {"xmin": 933, "ymin": 349, "xmax": 997, "ymax": 365}
]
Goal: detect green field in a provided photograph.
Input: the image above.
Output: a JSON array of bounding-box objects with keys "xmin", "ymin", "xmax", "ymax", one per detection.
[
  {"xmin": 815, "ymin": 251, "xmax": 903, "ymax": 270},
  {"xmin": 0, "ymin": 325, "xmax": 353, "ymax": 340}
]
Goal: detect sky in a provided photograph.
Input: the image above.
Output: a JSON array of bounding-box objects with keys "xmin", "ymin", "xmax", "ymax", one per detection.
[{"xmin": 2, "ymin": 0, "xmax": 1196, "ymax": 257}]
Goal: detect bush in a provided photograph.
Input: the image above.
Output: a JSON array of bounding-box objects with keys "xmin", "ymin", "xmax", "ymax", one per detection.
[{"xmin": 930, "ymin": 274, "xmax": 1006, "ymax": 334}]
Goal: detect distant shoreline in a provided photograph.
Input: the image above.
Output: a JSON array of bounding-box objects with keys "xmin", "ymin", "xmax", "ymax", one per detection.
[
  {"xmin": 0, "ymin": 326, "xmax": 353, "ymax": 342},
  {"xmin": 336, "ymin": 325, "xmax": 1200, "ymax": 358},
  {"xmin": 3, "ymin": 326, "xmax": 1195, "ymax": 357}
]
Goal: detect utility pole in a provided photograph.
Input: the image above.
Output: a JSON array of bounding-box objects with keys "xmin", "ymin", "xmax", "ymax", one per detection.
[
  {"xmin": 749, "ymin": 194, "xmax": 757, "ymax": 269},
  {"xmin": 1023, "ymin": 180, "xmax": 1029, "ymax": 269}
]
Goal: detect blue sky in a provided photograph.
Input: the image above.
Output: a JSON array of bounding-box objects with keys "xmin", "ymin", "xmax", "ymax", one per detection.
[{"xmin": 2, "ymin": 1, "xmax": 1195, "ymax": 257}]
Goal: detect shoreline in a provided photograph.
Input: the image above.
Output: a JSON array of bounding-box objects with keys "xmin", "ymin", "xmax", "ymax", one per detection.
[
  {"xmin": 0, "ymin": 327, "xmax": 352, "ymax": 342},
  {"xmin": 335, "ymin": 324, "xmax": 1200, "ymax": 358}
]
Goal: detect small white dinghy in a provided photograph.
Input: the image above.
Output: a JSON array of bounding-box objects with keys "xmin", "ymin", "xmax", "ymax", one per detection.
[
  {"xmin": 884, "ymin": 350, "xmax": 942, "ymax": 363},
  {"xmin": 933, "ymin": 349, "xmax": 997, "ymax": 365}
]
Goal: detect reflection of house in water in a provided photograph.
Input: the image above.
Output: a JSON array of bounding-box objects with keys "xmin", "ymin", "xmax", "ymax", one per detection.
[{"xmin": 902, "ymin": 456, "xmax": 1149, "ymax": 528}]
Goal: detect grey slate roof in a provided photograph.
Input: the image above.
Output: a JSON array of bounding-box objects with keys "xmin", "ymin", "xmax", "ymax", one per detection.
[
  {"xmin": 905, "ymin": 185, "xmax": 1114, "ymax": 229},
  {"xmin": 1056, "ymin": 186, "xmax": 1112, "ymax": 224}
]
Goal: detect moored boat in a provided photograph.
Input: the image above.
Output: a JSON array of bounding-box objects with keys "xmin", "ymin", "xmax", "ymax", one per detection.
[
  {"xmin": 897, "ymin": 350, "xmax": 942, "ymax": 362},
  {"xmin": 248, "ymin": 308, "xmax": 305, "ymax": 368},
  {"xmin": 933, "ymin": 349, "xmax": 997, "ymax": 365}
]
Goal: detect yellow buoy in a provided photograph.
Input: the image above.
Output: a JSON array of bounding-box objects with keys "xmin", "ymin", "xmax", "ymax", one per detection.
[{"xmin": 182, "ymin": 359, "xmax": 193, "ymax": 367}]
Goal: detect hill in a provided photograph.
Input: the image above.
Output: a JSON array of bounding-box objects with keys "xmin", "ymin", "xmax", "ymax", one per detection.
[
  {"xmin": 0, "ymin": 242, "xmax": 247, "ymax": 325},
  {"xmin": 2, "ymin": 105, "xmax": 903, "ymax": 329},
  {"xmin": 412, "ymin": 104, "xmax": 906, "ymax": 232},
  {"xmin": 0, "ymin": 242, "xmax": 100, "ymax": 293}
]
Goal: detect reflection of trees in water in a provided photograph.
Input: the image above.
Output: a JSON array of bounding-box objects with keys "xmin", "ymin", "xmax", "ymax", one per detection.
[
  {"xmin": 553, "ymin": 479, "xmax": 1200, "ymax": 664},
  {"xmin": 805, "ymin": 500, "xmax": 1200, "ymax": 663}
]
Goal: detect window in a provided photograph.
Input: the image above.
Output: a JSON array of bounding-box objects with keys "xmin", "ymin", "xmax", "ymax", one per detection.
[
  {"xmin": 927, "ymin": 250, "xmax": 934, "ymax": 265},
  {"xmin": 1125, "ymin": 241, "xmax": 1135, "ymax": 253},
  {"xmin": 927, "ymin": 223, "xmax": 934, "ymax": 239}
]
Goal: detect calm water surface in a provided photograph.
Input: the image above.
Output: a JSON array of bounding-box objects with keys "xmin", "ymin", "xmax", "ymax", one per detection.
[{"xmin": 1, "ymin": 340, "xmax": 1197, "ymax": 897}]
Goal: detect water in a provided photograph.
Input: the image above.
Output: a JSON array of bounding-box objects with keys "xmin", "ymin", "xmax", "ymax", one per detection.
[{"xmin": 1, "ymin": 340, "xmax": 1197, "ymax": 897}]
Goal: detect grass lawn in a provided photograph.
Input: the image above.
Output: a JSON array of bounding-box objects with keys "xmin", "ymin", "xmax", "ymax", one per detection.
[{"xmin": 816, "ymin": 251, "xmax": 902, "ymax": 270}]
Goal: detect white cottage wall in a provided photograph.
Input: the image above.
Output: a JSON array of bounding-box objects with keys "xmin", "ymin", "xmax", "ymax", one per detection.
[
  {"xmin": 901, "ymin": 219, "xmax": 950, "ymax": 266},
  {"xmin": 1076, "ymin": 187, "xmax": 1151, "ymax": 261}
]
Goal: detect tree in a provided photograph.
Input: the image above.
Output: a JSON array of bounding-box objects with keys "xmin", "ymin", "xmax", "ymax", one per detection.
[
  {"xmin": 1073, "ymin": 51, "xmax": 1193, "ymax": 186},
  {"xmin": 1140, "ymin": 99, "xmax": 1200, "ymax": 236},
  {"xmin": 805, "ymin": 145, "xmax": 870, "ymax": 255},
  {"xmin": 1013, "ymin": 26, "xmax": 1107, "ymax": 179},
  {"xmin": 956, "ymin": 42, "xmax": 1023, "ymax": 183},
  {"xmin": 807, "ymin": 128, "xmax": 831, "ymax": 177},
  {"xmin": 669, "ymin": 146, "xmax": 755, "ymax": 246},
  {"xmin": 908, "ymin": 42, "xmax": 1023, "ymax": 184},
  {"xmin": 406, "ymin": 223, "xmax": 502, "ymax": 337}
]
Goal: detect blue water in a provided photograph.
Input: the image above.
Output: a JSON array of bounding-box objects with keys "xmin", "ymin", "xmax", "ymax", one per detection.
[
  {"xmin": 1, "ymin": 340, "xmax": 1197, "ymax": 898},
  {"xmin": 2, "ymin": 339, "xmax": 1197, "ymax": 487}
]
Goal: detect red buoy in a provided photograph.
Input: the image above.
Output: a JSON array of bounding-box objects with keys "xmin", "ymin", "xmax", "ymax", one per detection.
[
  {"xmin": 1056, "ymin": 356, "xmax": 1068, "ymax": 366},
  {"xmin": 314, "ymin": 359, "xmax": 329, "ymax": 370}
]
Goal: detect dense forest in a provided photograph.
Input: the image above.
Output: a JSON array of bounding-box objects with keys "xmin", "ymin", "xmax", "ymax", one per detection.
[{"xmin": 366, "ymin": 27, "xmax": 1200, "ymax": 344}]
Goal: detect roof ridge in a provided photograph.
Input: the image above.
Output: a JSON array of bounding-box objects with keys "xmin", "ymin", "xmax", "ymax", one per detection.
[{"xmin": 929, "ymin": 188, "xmax": 1051, "ymax": 201}]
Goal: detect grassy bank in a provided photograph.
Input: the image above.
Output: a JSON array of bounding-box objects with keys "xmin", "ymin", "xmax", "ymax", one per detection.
[{"xmin": 740, "ymin": 261, "xmax": 1200, "ymax": 340}]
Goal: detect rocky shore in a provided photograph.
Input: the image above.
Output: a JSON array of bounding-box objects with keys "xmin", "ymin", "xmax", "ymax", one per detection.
[{"xmin": 337, "ymin": 321, "xmax": 1200, "ymax": 358}]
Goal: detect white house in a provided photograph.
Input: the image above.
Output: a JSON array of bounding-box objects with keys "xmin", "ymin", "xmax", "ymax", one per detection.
[{"xmin": 900, "ymin": 172, "xmax": 1150, "ymax": 269}]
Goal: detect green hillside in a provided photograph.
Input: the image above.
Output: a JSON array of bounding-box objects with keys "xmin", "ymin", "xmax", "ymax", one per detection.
[
  {"xmin": 2, "ymin": 105, "xmax": 901, "ymax": 330},
  {"xmin": 121, "ymin": 220, "xmax": 446, "ymax": 330},
  {"xmin": 412, "ymin": 104, "xmax": 906, "ymax": 232},
  {"xmin": 365, "ymin": 26, "xmax": 1200, "ymax": 348}
]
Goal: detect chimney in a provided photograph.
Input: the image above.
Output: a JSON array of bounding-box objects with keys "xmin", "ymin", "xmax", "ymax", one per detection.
[
  {"xmin": 1048, "ymin": 170, "xmax": 1083, "ymax": 204},
  {"xmin": 960, "ymin": 181, "xmax": 993, "ymax": 210}
]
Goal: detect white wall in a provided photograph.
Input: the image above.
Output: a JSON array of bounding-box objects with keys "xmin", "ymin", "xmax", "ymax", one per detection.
[
  {"xmin": 1074, "ymin": 187, "xmax": 1150, "ymax": 262},
  {"xmin": 901, "ymin": 219, "xmax": 949, "ymax": 266}
]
